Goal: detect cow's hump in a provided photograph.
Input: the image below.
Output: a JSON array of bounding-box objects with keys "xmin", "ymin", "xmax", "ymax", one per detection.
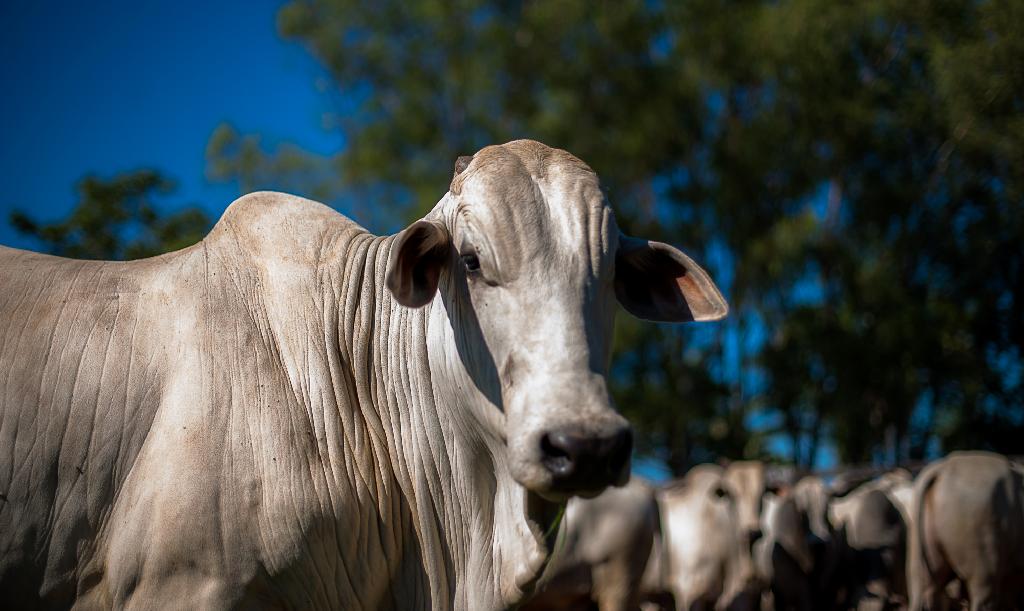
[{"xmin": 205, "ymin": 191, "xmax": 366, "ymax": 264}]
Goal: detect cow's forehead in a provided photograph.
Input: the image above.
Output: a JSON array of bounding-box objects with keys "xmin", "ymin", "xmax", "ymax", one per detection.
[
  {"xmin": 451, "ymin": 140, "xmax": 604, "ymax": 224},
  {"xmin": 451, "ymin": 139, "xmax": 597, "ymax": 192},
  {"xmin": 681, "ymin": 464, "xmax": 726, "ymax": 492},
  {"xmin": 728, "ymin": 462, "xmax": 765, "ymax": 489},
  {"xmin": 447, "ymin": 140, "xmax": 612, "ymax": 280}
]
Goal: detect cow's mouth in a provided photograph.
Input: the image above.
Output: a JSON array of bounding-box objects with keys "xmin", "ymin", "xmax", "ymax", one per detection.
[{"xmin": 517, "ymin": 490, "xmax": 566, "ymax": 595}]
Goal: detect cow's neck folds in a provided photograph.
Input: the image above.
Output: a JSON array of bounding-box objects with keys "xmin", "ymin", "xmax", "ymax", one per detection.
[
  {"xmin": 421, "ymin": 265, "xmax": 563, "ymax": 606},
  {"xmin": 323, "ymin": 228, "xmax": 559, "ymax": 609}
]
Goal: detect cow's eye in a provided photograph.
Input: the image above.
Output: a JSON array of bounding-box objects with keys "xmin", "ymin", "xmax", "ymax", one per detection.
[{"xmin": 461, "ymin": 253, "xmax": 481, "ymax": 273}]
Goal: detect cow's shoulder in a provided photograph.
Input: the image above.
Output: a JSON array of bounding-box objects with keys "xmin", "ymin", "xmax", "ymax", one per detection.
[{"xmin": 205, "ymin": 191, "xmax": 367, "ymax": 264}]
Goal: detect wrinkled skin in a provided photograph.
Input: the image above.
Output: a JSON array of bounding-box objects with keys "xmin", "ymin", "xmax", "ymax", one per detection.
[
  {"xmin": 0, "ymin": 140, "xmax": 726, "ymax": 610},
  {"xmin": 660, "ymin": 465, "xmax": 759, "ymax": 611},
  {"xmin": 907, "ymin": 452, "xmax": 1024, "ymax": 611},
  {"xmin": 521, "ymin": 478, "xmax": 659, "ymax": 611}
]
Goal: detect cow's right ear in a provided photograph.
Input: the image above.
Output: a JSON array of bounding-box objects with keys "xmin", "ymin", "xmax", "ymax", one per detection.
[
  {"xmin": 614, "ymin": 235, "xmax": 728, "ymax": 323},
  {"xmin": 386, "ymin": 219, "xmax": 451, "ymax": 308}
]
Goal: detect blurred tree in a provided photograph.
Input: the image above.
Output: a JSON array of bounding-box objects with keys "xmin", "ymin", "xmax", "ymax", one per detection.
[
  {"xmin": 10, "ymin": 170, "xmax": 210, "ymax": 260},
  {"xmin": 715, "ymin": 0, "xmax": 1024, "ymax": 464},
  {"xmin": 208, "ymin": 0, "xmax": 1024, "ymax": 471}
]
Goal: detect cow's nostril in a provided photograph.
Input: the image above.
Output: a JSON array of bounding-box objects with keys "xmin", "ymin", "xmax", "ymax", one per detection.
[{"xmin": 540, "ymin": 432, "xmax": 577, "ymax": 477}]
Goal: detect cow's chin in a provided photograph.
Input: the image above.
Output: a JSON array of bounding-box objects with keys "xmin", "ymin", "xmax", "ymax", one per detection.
[{"xmin": 537, "ymin": 480, "xmax": 620, "ymax": 502}]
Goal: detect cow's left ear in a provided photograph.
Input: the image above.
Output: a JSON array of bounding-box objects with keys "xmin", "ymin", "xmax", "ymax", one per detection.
[
  {"xmin": 614, "ymin": 235, "xmax": 728, "ymax": 322},
  {"xmin": 386, "ymin": 219, "xmax": 451, "ymax": 308}
]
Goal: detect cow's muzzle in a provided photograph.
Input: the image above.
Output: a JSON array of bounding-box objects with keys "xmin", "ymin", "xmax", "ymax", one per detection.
[{"xmin": 538, "ymin": 425, "xmax": 632, "ymax": 496}]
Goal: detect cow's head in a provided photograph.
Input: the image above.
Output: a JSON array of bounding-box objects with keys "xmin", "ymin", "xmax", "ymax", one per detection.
[
  {"xmin": 386, "ymin": 140, "xmax": 726, "ymax": 500},
  {"xmin": 725, "ymin": 461, "xmax": 769, "ymax": 548}
]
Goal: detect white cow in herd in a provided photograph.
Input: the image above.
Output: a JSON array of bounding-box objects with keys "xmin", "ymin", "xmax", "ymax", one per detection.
[
  {"xmin": 907, "ymin": 451, "xmax": 1024, "ymax": 611},
  {"xmin": 659, "ymin": 464, "xmax": 760, "ymax": 610},
  {"xmin": 0, "ymin": 140, "xmax": 727, "ymax": 609},
  {"xmin": 521, "ymin": 478, "xmax": 660, "ymax": 611}
]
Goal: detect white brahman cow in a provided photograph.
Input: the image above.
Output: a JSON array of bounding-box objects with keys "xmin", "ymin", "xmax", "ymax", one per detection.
[
  {"xmin": 828, "ymin": 469, "xmax": 913, "ymax": 611},
  {"xmin": 0, "ymin": 140, "xmax": 727, "ymax": 609},
  {"xmin": 660, "ymin": 464, "xmax": 759, "ymax": 610}
]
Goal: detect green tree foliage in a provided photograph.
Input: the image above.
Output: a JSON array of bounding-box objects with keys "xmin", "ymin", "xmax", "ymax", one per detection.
[
  {"xmin": 208, "ymin": 0, "xmax": 1024, "ymax": 470},
  {"xmin": 10, "ymin": 170, "xmax": 211, "ymax": 260}
]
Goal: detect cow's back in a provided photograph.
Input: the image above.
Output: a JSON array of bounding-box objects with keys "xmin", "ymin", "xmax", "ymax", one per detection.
[{"xmin": 0, "ymin": 244, "xmax": 197, "ymax": 605}]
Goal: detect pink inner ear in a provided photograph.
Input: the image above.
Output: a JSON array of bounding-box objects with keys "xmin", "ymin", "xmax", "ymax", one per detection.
[
  {"xmin": 650, "ymin": 268, "xmax": 696, "ymax": 321},
  {"xmin": 652, "ymin": 243, "xmax": 727, "ymax": 321},
  {"xmin": 672, "ymin": 268, "xmax": 728, "ymax": 321},
  {"xmin": 674, "ymin": 271, "xmax": 705, "ymax": 315},
  {"xmin": 615, "ymin": 237, "xmax": 727, "ymax": 323}
]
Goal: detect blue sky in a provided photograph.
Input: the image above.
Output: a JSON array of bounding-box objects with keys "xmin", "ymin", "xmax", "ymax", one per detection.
[{"xmin": 0, "ymin": 0, "xmax": 336, "ymax": 249}]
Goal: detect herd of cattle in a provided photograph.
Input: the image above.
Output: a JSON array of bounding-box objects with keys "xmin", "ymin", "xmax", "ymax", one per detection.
[{"xmin": 524, "ymin": 452, "xmax": 1024, "ymax": 611}]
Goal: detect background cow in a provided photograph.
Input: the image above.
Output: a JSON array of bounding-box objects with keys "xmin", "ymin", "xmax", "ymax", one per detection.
[
  {"xmin": 756, "ymin": 476, "xmax": 843, "ymax": 611},
  {"xmin": 724, "ymin": 461, "xmax": 770, "ymax": 556},
  {"xmin": 907, "ymin": 451, "xmax": 1024, "ymax": 611},
  {"xmin": 522, "ymin": 478, "xmax": 660, "ymax": 611},
  {"xmin": 835, "ymin": 488, "xmax": 907, "ymax": 611},
  {"xmin": 660, "ymin": 464, "xmax": 759, "ymax": 611},
  {"xmin": 827, "ymin": 470, "xmax": 914, "ymax": 610}
]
